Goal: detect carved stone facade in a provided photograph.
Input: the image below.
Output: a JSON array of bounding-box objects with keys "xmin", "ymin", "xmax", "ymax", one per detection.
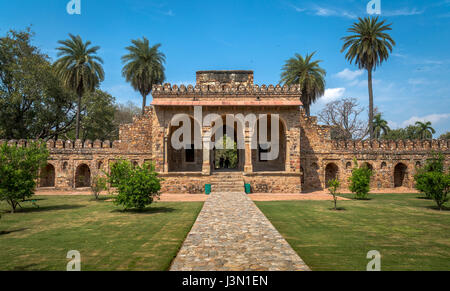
[{"xmin": 4, "ymin": 71, "xmax": 448, "ymax": 193}]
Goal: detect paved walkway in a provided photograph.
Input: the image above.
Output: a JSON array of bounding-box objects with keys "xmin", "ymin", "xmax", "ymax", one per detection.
[{"xmin": 170, "ymin": 192, "xmax": 310, "ymax": 271}]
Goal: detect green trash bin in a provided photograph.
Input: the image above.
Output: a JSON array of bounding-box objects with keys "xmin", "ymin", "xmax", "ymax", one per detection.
[
  {"xmin": 244, "ymin": 183, "xmax": 251, "ymax": 194},
  {"xmin": 205, "ymin": 184, "xmax": 211, "ymax": 195}
]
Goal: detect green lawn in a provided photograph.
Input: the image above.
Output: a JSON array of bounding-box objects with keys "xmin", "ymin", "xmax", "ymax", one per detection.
[
  {"xmin": 256, "ymin": 193, "xmax": 450, "ymax": 271},
  {"xmin": 0, "ymin": 196, "xmax": 203, "ymax": 271}
]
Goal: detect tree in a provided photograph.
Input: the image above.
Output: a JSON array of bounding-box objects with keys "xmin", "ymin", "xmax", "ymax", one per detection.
[
  {"xmin": 348, "ymin": 158, "xmax": 373, "ymax": 200},
  {"xmin": 0, "ymin": 141, "xmax": 48, "ymax": 213},
  {"xmin": 373, "ymin": 113, "xmax": 390, "ymax": 139},
  {"xmin": 114, "ymin": 162, "xmax": 161, "ymax": 210},
  {"xmin": 414, "ymin": 153, "xmax": 450, "ymax": 210},
  {"xmin": 439, "ymin": 132, "xmax": 450, "ymax": 140},
  {"xmin": 328, "ymin": 178, "xmax": 341, "ymax": 210},
  {"xmin": 341, "ymin": 17, "xmax": 395, "ymax": 139},
  {"xmin": 54, "ymin": 34, "xmax": 105, "ymax": 139},
  {"xmin": 280, "ymin": 52, "xmax": 326, "ymax": 116},
  {"xmin": 122, "ymin": 37, "xmax": 166, "ymax": 115},
  {"xmin": 318, "ymin": 97, "xmax": 367, "ymax": 139},
  {"xmin": 76, "ymin": 90, "xmax": 116, "ymax": 140},
  {"xmin": 214, "ymin": 135, "xmax": 238, "ymax": 169},
  {"xmin": 382, "ymin": 125, "xmax": 422, "ymax": 140},
  {"xmin": 415, "ymin": 121, "xmax": 435, "ymax": 140},
  {"xmin": 0, "ymin": 28, "xmax": 76, "ymax": 140},
  {"xmin": 111, "ymin": 102, "xmax": 141, "ymax": 139}
]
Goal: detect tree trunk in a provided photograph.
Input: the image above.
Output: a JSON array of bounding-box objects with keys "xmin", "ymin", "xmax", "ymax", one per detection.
[
  {"xmin": 142, "ymin": 94, "xmax": 147, "ymax": 115},
  {"xmin": 305, "ymin": 104, "xmax": 310, "ymax": 117},
  {"xmin": 75, "ymin": 93, "xmax": 82, "ymax": 139},
  {"xmin": 367, "ymin": 68, "xmax": 374, "ymax": 139}
]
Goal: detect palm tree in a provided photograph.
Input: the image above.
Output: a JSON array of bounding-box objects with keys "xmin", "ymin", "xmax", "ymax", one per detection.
[
  {"xmin": 122, "ymin": 37, "xmax": 166, "ymax": 115},
  {"xmin": 280, "ymin": 52, "xmax": 326, "ymax": 116},
  {"xmin": 54, "ymin": 34, "xmax": 104, "ymax": 139},
  {"xmin": 341, "ymin": 17, "xmax": 395, "ymax": 139},
  {"xmin": 373, "ymin": 114, "xmax": 390, "ymax": 139},
  {"xmin": 415, "ymin": 121, "xmax": 435, "ymax": 140}
]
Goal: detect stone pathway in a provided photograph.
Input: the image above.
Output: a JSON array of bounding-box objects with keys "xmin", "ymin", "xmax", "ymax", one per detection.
[{"xmin": 170, "ymin": 191, "xmax": 310, "ymax": 271}]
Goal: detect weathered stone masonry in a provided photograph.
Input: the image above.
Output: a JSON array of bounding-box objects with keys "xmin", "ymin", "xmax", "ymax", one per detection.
[{"xmin": 4, "ymin": 70, "xmax": 448, "ymax": 193}]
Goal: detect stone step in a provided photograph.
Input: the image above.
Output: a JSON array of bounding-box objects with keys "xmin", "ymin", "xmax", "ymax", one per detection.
[{"xmin": 210, "ymin": 173, "xmax": 245, "ymax": 193}]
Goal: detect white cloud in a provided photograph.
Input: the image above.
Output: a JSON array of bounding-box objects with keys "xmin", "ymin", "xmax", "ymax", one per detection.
[
  {"xmin": 289, "ymin": 4, "xmax": 356, "ymax": 19},
  {"xmin": 320, "ymin": 88, "xmax": 346, "ymax": 103},
  {"xmin": 335, "ymin": 69, "xmax": 364, "ymax": 81},
  {"xmin": 384, "ymin": 8, "xmax": 424, "ymax": 17},
  {"xmin": 162, "ymin": 10, "xmax": 175, "ymax": 17},
  {"xmin": 401, "ymin": 113, "xmax": 450, "ymax": 127}
]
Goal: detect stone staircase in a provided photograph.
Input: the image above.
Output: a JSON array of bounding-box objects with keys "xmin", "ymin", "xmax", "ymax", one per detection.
[{"xmin": 210, "ymin": 173, "xmax": 245, "ymax": 193}]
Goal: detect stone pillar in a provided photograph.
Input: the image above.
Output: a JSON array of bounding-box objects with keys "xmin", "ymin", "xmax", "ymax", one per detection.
[
  {"xmin": 202, "ymin": 132, "xmax": 211, "ymax": 175},
  {"xmin": 163, "ymin": 136, "xmax": 169, "ymax": 173},
  {"xmin": 244, "ymin": 126, "xmax": 253, "ymax": 173}
]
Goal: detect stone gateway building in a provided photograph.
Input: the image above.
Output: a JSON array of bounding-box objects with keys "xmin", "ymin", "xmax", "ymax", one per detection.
[{"xmin": 7, "ymin": 71, "xmax": 448, "ymax": 194}]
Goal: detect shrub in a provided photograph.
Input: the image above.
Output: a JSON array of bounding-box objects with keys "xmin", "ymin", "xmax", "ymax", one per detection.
[
  {"xmin": 0, "ymin": 141, "xmax": 49, "ymax": 213},
  {"xmin": 327, "ymin": 178, "xmax": 340, "ymax": 210},
  {"xmin": 415, "ymin": 153, "xmax": 450, "ymax": 210},
  {"xmin": 114, "ymin": 162, "xmax": 161, "ymax": 210},
  {"xmin": 108, "ymin": 159, "xmax": 132, "ymax": 187},
  {"xmin": 91, "ymin": 175, "xmax": 107, "ymax": 200},
  {"xmin": 349, "ymin": 158, "xmax": 373, "ymax": 200}
]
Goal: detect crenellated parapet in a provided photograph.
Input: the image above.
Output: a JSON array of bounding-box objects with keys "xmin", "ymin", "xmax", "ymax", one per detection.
[
  {"xmin": 151, "ymin": 83, "xmax": 302, "ymax": 96},
  {"xmin": 331, "ymin": 139, "xmax": 449, "ymax": 152},
  {"xmin": 0, "ymin": 139, "xmax": 119, "ymax": 150}
]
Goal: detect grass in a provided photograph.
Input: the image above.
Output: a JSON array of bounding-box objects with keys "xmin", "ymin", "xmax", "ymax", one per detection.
[
  {"xmin": 256, "ymin": 193, "xmax": 450, "ymax": 271},
  {"xmin": 0, "ymin": 196, "xmax": 203, "ymax": 271}
]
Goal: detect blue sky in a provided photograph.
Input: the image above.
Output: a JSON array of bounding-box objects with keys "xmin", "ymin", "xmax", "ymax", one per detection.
[{"xmin": 1, "ymin": 0, "xmax": 449, "ymax": 136}]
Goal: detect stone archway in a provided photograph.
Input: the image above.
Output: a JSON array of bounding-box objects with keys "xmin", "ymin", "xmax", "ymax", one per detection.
[
  {"xmin": 394, "ymin": 163, "xmax": 408, "ymax": 187},
  {"xmin": 325, "ymin": 163, "xmax": 339, "ymax": 188},
  {"xmin": 168, "ymin": 115, "xmax": 203, "ymax": 172},
  {"xmin": 210, "ymin": 119, "xmax": 244, "ymax": 172},
  {"xmin": 40, "ymin": 164, "xmax": 55, "ymax": 187},
  {"xmin": 252, "ymin": 114, "xmax": 286, "ymax": 172},
  {"xmin": 75, "ymin": 164, "xmax": 91, "ymax": 188}
]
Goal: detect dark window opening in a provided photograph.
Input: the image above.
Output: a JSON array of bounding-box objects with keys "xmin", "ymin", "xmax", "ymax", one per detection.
[{"xmin": 185, "ymin": 144, "xmax": 195, "ymax": 163}]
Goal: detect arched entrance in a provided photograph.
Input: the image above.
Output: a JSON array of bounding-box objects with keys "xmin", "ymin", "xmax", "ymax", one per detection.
[
  {"xmin": 40, "ymin": 164, "xmax": 55, "ymax": 187},
  {"xmin": 75, "ymin": 164, "xmax": 91, "ymax": 188},
  {"xmin": 325, "ymin": 163, "xmax": 339, "ymax": 188},
  {"xmin": 210, "ymin": 115, "xmax": 244, "ymax": 172},
  {"xmin": 168, "ymin": 115, "xmax": 203, "ymax": 172},
  {"xmin": 394, "ymin": 163, "xmax": 407, "ymax": 187},
  {"xmin": 252, "ymin": 114, "xmax": 286, "ymax": 172}
]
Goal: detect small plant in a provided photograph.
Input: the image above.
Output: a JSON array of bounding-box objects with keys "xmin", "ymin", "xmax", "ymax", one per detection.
[
  {"xmin": 91, "ymin": 175, "xmax": 107, "ymax": 200},
  {"xmin": 114, "ymin": 162, "xmax": 161, "ymax": 210},
  {"xmin": 328, "ymin": 178, "xmax": 340, "ymax": 210},
  {"xmin": 415, "ymin": 153, "xmax": 450, "ymax": 210},
  {"xmin": 349, "ymin": 158, "xmax": 373, "ymax": 200}
]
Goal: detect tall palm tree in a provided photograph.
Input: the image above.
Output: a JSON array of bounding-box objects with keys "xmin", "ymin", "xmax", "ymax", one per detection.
[
  {"xmin": 280, "ymin": 52, "xmax": 326, "ymax": 116},
  {"xmin": 341, "ymin": 16, "xmax": 395, "ymax": 139},
  {"xmin": 415, "ymin": 121, "xmax": 435, "ymax": 140},
  {"xmin": 373, "ymin": 113, "xmax": 390, "ymax": 139},
  {"xmin": 54, "ymin": 34, "xmax": 104, "ymax": 139},
  {"xmin": 122, "ymin": 37, "xmax": 166, "ymax": 115}
]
